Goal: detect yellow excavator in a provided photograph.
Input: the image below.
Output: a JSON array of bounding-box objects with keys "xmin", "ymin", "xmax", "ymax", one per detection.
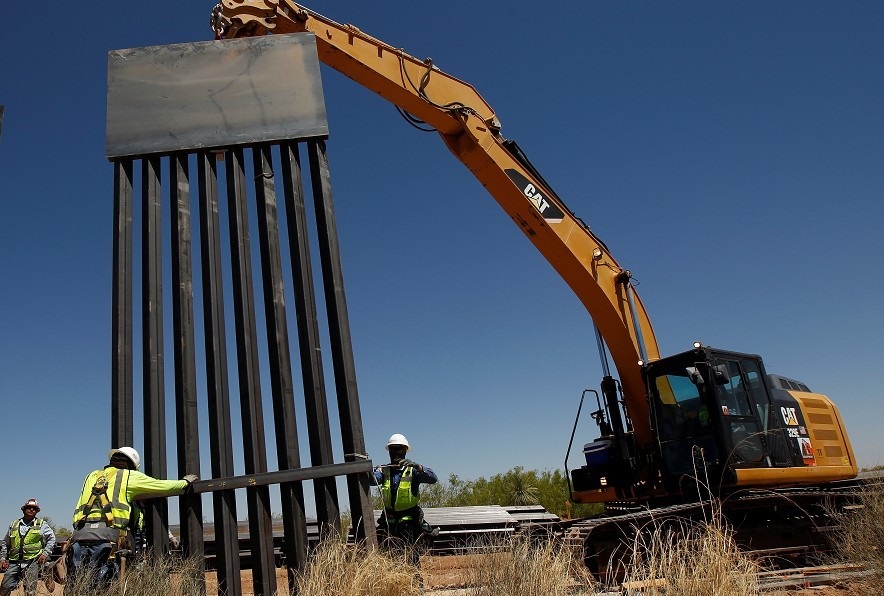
[{"xmin": 210, "ymin": 1, "xmax": 861, "ymax": 572}]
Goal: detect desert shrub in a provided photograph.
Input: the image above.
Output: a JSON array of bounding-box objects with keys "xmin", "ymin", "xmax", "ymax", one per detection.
[{"xmin": 420, "ymin": 468, "xmax": 602, "ymax": 519}]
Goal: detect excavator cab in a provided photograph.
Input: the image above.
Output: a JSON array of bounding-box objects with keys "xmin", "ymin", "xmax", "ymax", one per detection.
[
  {"xmin": 645, "ymin": 345, "xmax": 805, "ymax": 495},
  {"xmin": 569, "ymin": 346, "xmax": 781, "ymax": 501},
  {"xmin": 571, "ymin": 344, "xmax": 855, "ymax": 504},
  {"xmin": 646, "ymin": 355, "xmax": 725, "ymax": 489}
]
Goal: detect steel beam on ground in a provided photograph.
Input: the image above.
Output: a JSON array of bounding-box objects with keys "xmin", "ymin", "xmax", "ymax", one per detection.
[{"xmin": 197, "ymin": 151, "xmax": 241, "ymax": 596}]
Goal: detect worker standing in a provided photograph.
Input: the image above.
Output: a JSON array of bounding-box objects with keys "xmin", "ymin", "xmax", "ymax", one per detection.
[
  {"xmin": 373, "ymin": 434, "xmax": 438, "ymax": 564},
  {"xmin": 0, "ymin": 499, "xmax": 57, "ymax": 596},
  {"xmin": 65, "ymin": 447, "xmax": 197, "ymax": 592}
]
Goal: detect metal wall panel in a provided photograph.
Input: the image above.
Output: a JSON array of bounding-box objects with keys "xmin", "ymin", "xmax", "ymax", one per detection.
[
  {"xmin": 107, "ymin": 37, "xmax": 375, "ymax": 596},
  {"xmin": 106, "ymin": 35, "xmax": 328, "ymax": 158}
]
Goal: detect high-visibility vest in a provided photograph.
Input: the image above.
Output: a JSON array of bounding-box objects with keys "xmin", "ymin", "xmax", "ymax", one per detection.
[
  {"xmin": 73, "ymin": 467, "xmax": 132, "ymax": 530},
  {"xmin": 380, "ymin": 466, "xmax": 420, "ymax": 515},
  {"xmin": 7, "ymin": 519, "xmax": 45, "ymax": 561}
]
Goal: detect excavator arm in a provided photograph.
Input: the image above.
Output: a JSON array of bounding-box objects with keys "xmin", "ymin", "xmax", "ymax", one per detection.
[{"xmin": 212, "ymin": 1, "xmax": 661, "ymax": 449}]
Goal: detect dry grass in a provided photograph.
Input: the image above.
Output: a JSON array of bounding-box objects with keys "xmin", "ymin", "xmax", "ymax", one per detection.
[
  {"xmin": 294, "ymin": 539, "xmax": 420, "ymax": 596},
  {"xmin": 618, "ymin": 509, "xmax": 761, "ymax": 596},
  {"xmin": 459, "ymin": 534, "xmax": 595, "ymax": 596},
  {"xmin": 832, "ymin": 481, "xmax": 884, "ymax": 582},
  {"xmin": 292, "ymin": 532, "xmax": 595, "ymax": 595},
  {"xmin": 53, "ymin": 483, "xmax": 884, "ymax": 596},
  {"xmin": 61, "ymin": 554, "xmax": 205, "ymax": 595}
]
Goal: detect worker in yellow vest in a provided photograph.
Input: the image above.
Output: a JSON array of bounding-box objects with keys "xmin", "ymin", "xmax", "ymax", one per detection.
[
  {"xmin": 373, "ymin": 434, "xmax": 438, "ymax": 564},
  {"xmin": 0, "ymin": 499, "xmax": 56, "ymax": 596},
  {"xmin": 66, "ymin": 447, "xmax": 197, "ymax": 592}
]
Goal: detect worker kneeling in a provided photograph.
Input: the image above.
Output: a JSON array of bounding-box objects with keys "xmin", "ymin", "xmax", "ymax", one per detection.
[
  {"xmin": 373, "ymin": 434, "xmax": 439, "ymax": 565},
  {"xmin": 66, "ymin": 447, "xmax": 197, "ymax": 593}
]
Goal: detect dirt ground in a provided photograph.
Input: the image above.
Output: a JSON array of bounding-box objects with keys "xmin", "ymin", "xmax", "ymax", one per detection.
[
  {"xmin": 211, "ymin": 556, "xmax": 480, "ymax": 594},
  {"xmin": 222, "ymin": 556, "xmax": 875, "ymax": 596},
  {"xmin": 21, "ymin": 556, "xmax": 875, "ymax": 595}
]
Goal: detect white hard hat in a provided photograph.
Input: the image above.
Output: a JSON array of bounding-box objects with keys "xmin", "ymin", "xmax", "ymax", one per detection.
[
  {"xmin": 108, "ymin": 446, "xmax": 141, "ymax": 470},
  {"xmin": 386, "ymin": 433, "xmax": 410, "ymax": 451},
  {"xmin": 21, "ymin": 499, "xmax": 41, "ymax": 513}
]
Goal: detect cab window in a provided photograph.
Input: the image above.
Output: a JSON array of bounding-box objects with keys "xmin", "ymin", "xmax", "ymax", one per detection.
[{"xmin": 716, "ymin": 361, "xmax": 753, "ymax": 417}]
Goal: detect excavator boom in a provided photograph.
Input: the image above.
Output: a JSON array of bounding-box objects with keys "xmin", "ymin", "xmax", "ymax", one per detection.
[
  {"xmin": 210, "ymin": 3, "xmax": 857, "ymax": 509},
  {"xmin": 213, "ymin": 0, "xmax": 660, "ymax": 448}
]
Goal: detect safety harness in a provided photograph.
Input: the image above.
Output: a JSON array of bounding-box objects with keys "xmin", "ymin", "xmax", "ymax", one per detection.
[
  {"xmin": 72, "ymin": 467, "xmax": 133, "ymax": 564},
  {"xmin": 73, "ymin": 468, "xmax": 132, "ymax": 530},
  {"xmin": 81, "ymin": 475, "xmax": 114, "ymax": 527}
]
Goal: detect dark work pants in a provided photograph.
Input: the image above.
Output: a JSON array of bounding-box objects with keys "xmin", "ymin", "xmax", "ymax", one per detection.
[
  {"xmin": 378, "ymin": 519, "xmax": 422, "ymax": 566},
  {"xmin": 64, "ymin": 542, "xmax": 114, "ymax": 594}
]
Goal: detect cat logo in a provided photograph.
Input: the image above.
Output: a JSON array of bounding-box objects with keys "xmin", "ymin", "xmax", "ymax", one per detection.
[
  {"xmin": 524, "ymin": 183, "xmax": 551, "ymax": 213},
  {"xmin": 505, "ymin": 169, "xmax": 564, "ymax": 223},
  {"xmin": 781, "ymin": 406, "xmax": 799, "ymax": 426}
]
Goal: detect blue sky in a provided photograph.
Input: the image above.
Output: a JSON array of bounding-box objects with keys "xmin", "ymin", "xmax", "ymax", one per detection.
[{"xmin": 1, "ymin": 2, "xmax": 882, "ymax": 527}]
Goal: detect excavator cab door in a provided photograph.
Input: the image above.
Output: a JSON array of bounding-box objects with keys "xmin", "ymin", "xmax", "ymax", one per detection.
[
  {"xmin": 710, "ymin": 353, "xmax": 797, "ymax": 469},
  {"xmin": 646, "ymin": 359, "xmax": 723, "ymax": 487},
  {"xmin": 711, "ymin": 356, "xmax": 770, "ymax": 467}
]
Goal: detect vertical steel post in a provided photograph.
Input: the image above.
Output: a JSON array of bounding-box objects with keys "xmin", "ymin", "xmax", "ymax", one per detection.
[
  {"xmin": 279, "ymin": 141, "xmax": 340, "ymax": 532},
  {"xmin": 169, "ymin": 153, "xmax": 205, "ymax": 582},
  {"xmin": 252, "ymin": 144, "xmax": 309, "ymax": 586},
  {"xmin": 225, "ymin": 147, "xmax": 276, "ymax": 596},
  {"xmin": 197, "ymin": 151, "xmax": 241, "ymax": 596},
  {"xmin": 141, "ymin": 155, "xmax": 170, "ymax": 553},
  {"xmin": 307, "ymin": 139, "xmax": 376, "ymax": 543},
  {"xmin": 112, "ymin": 159, "xmax": 134, "ymax": 448}
]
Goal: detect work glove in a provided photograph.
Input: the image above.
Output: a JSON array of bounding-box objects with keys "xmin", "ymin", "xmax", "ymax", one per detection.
[
  {"xmin": 0, "ymin": 560, "xmax": 9, "ymax": 572},
  {"xmin": 37, "ymin": 553, "xmax": 48, "ymax": 565},
  {"xmin": 183, "ymin": 474, "xmax": 199, "ymax": 484},
  {"xmin": 399, "ymin": 459, "xmax": 418, "ymax": 469}
]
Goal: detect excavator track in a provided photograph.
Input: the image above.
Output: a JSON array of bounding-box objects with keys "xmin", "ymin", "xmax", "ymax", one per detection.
[{"xmin": 563, "ymin": 474, "xmax": 879, "ymax": 579}]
